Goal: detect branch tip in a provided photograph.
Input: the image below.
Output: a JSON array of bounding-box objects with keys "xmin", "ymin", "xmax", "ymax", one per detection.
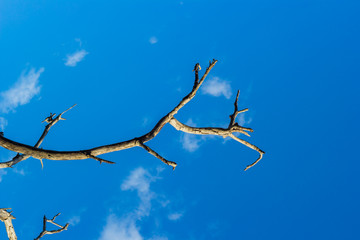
[{"xmin": 139, "ymin": 141, "xmax": 177, "ymax": 170}]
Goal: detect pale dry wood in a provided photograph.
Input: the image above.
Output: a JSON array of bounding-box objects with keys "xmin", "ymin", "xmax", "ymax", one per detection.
[
  {"xmin": 0, "ymin": 59, "xmax": 264, "ymax": 170},
  {"xmin": 138, "ymin": 140, "xmax": 177, "ymax": 170},
  {"xmin": 0, "ymin": 105, "xmax": 76, "ymax": 169},
  {"xmin": 0, "ymin": 208, "xmax": 17, "ymax": 240},
  {"xmin": 34, "ymin": 213, "xmax": 69, "ymax": 240}
]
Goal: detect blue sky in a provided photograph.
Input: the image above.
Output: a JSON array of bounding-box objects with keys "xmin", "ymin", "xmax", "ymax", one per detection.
[{"xmin": 0, "ymin": 0, "xmax": 359, "ymax": 239}]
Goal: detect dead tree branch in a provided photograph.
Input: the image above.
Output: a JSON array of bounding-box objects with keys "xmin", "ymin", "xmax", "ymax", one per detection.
[
  {"xmin": 0, "ymin": 209, "xmax": 17, "ymax": 240},
  {"xmin": 0, "ymin": 60, "xmax": 264, "ymax": 171},
  {"xmin": 1, "ymin": 210, "xmax": 68, "ymax": 240},
  {"xmin": 138, "ymin": 140, "xmax": 177, "ymax": 170},
  {"xmin": 0, "ymin": 104, "xmax": 76, "ymax": 169},
  {"xmin": 34, "ymin": 213, "xmax": 69, "ymax": 240}
]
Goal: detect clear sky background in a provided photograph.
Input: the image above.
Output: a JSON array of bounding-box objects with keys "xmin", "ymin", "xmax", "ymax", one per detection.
[{"xmin": 0, "ymin": 0, "xmax": 359, "ymax": 239}]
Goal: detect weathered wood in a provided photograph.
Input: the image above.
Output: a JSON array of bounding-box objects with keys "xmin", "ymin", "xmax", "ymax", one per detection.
[
  {"xmin": 0, "ymin": 60, "xmax": 264, "ymax": 171},
  {"xmin": 0, "ymin": 209, "xmax": 17, "ymax": 240}
]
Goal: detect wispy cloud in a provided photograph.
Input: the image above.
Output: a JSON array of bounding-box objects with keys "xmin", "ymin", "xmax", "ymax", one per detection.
[
  {"xmin": 237, "ymin": 114, "xmax": 252, "ymax": 126},
  {"xmin": 149, "ymin": 36, "xmax": 158, "ymax": 44},
  {"xmin": 121, "ymin": 167, "xmax": 155, "ymax": 218},
  {"xmin": 99, "ymin": 215, "xmax": 143, "ymax": 240},
  {"xmin": 68, "ymin": 215, "xmax": 81, "ymax": 226},
  {"xmin": 201, "ymin": 77, "xmax": 232, "ymax": 99},
  {"xmin": 180, "ymin": 119, "xmax": 201, "ymax": 152},
  {"xmin": 168, "ymin": 212, "xmax": 183, "ymax": 221},
  {"xmin": 0, "ymin": 68, "xmax": 44, "ymax": 113},
  {"xmin": 0, "ymin": 169, "xmax": 7, "ymax": 183},
  {"xmin": 0, "ymin": 117, "xmax": 7, "ymax": 131},
  {"xmin": 181, "ymin": 134, "xmax": 200, "ymax": 152},
  {"xmin": 13, "ymin": 168, "xmax": 25, "ymax": 176},
  {"xmin": 99, "ymin": 167, "xmax": 184, "ymax": 240},
  {"xmin": 99, "ymin": 167, "xmax": 158, "ymax": 240},
  {"xmin": 64, "ymin": 49, "xmax": 88, "ymax": 67},
  {"xmin": 149, "ymin": 236, "xmax": 168, "ymax": 240}
]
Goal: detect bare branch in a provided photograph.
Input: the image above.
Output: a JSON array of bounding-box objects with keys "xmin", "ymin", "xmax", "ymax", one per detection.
[
  {"xmin": 169, "ymin": 118, "xmax": 252, "ymax": 137},
  {"xmin": 229, "ymin": 134, "xmax": 265, "ymax": 171},
  {"xmin": 0, "ymin": 61, "xmax": 217, "ymax": 162},
  {"xmin": 193, "ymin": 63, "xmax": 201, "ymax": 85},
  {"xmin": 0, "ymin": 105, "xmax": 76, "ymax": 169},
  {"xmin": 0, "ymin": 208, "xmax": 17, "ymax": 240},
  {"xmin": 34, "ymin": 213, "xmax": 69, "ymax": 240},
  {"xmin": 0, "ymin": 60, "xmax": 264, "ymax": 170},
  {"xmin": 169, "ymin": 117, "xmax": 264, "ymax": 170},
  {"xmin": 138, "ymin": 141, "xmax": 177, "ymax": 170}
]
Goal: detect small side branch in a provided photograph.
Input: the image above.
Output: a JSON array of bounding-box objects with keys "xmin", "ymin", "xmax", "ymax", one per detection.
[
  {"xmin": 138, "ymin": 141, "xmax": 177, "ymax": 170},
  {"xmin": 34, "ymin": 213, "xmax": 69, "ymax": 240},
  {"xmin": 169, "ymin": 118, "xmax": 264, "ymax": 171},
  {"xmin": 82, "ymin": 152, "xmax": 115, "ymax": 165},
  {"xmin": 229, "ymin": 134, "xmax": 265, "ymax": 171},
  {"xmin": 229, "ymin": 90, "xmax": 249, "ymax": 128},
  {"xmin": 0, "ymin": 104, "xmax": 76, "ymax": 169}
]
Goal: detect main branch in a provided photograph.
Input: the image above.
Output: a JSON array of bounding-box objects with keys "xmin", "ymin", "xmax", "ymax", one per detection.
[{"xmin": 0, "ymin": 60, "xmax": 264, "ymax": 171}]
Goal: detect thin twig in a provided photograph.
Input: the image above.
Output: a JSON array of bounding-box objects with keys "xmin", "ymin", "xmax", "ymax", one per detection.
[
  {"xmin": 229, "ymin": 134, "xmax": 265, "ymax": 171},
  {"xmin": 82, "ymin": 152, "xmax": 115, "ymax": 164},
  {"xmin": 0, "ymin": 105, "xmax": 76, "ymax": 169},
  {"xmin": 138, "ymin": 141, "xmax": 177, "ymax": 170},
  {"xmin": 0, "ymin": 105, "xmax": 76, "ymax": 168}
]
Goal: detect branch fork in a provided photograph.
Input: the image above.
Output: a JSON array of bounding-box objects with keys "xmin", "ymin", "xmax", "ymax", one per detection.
[
  {"xmin": 34, "ymin": 213, "xmax": 69, "ymax": 240},
  {"xmin": 0, "ymin": 59, "xmax": 264, "ymax": 171}
]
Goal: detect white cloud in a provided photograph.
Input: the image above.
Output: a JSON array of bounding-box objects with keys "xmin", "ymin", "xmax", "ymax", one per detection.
[
  {"xmin": 100, "ymin": 167, "xmax": 159, "ymax": 240},
  {"xmin": 180, "ymin": 119, "xmax": 201, "ymax": 152},
  {"xmin": 142, "ymin": 117, "xmax": 149, "ymax": 127},
  {"xmin": 181, "ymin": 134, "xmax": 200, "ymax": 152},
  {"xmin": 99, "ymin": 215, "xmax": 143, "ymax": 240},
  {"xmin": 201, "ymin": 77, "xmax": 232, "ymax": 99},
  {"xmin": 64, "ymin": 49, "xmax": 88, "ymax": 67},
  {"xmin": 0, "ymin": 117, "xmax": 7, "ymax": 131},
  {"xmin": 75, "ymin": 38, "xmax": 83, "ymax": 47},
  {"xmin": 13, "ymin": 168, "xmax": 25, "ymax": 176},
  {"xmin": 0, "ymin": 169, "xmax": 7, "ymax": 182},
  {"xmin": 149, "ymin": 36, "xmax": 158, "ymax": 44},
  {"xmin": 121, "ymin": 167, "xmax": 155, "ymax": 218},
  {"xmin": 149, "ymin": 236, "xmax": 168, "ymax": 240},
  {"xmin": 100, "ymin": 167, "xmax": 184, "ymax": 240},
  {"xmin": 237, "ymin": 114, "xmax": 252, "ymax": 126},
  {"xmin": 168, "ymin": 212, "xmax": 183, "ymax": 221},
  {"xmin": 68, "ymin": 215, "xmax": 81, "ymax": 226},
  {"xmin": 0, "ymin": 68, "xmax": 44, "ymax": 113}
]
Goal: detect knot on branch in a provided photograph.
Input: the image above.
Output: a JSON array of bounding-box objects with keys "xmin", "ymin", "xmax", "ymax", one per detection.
[{"xmin": 42, "ymin": 113, "xmax": 56, "ymax": 123}]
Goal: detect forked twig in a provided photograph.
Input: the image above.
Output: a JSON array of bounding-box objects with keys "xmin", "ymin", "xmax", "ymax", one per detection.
[{"xmin": 34, "ymin": 213, "xmax": 69, "ymax": 240}]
